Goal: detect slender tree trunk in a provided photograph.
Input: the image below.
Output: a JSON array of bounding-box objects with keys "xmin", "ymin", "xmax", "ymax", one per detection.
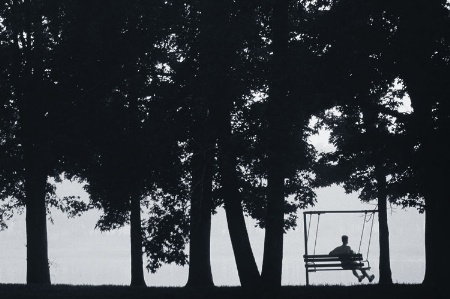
[
  {"xmin": 24, "ymin": 148, "xmax": 51, "ymax": 284},
  {"xmin": 375, "ymin": 167, "xmax": 392, "ymax": 285},
  {"xmin": 261, "ymin": 165, "xmax": 285, "ymax": 289},
  {"xmin": 422, "ymin": 193, "xmax": 438, "ymax": 286},
  {"xmin": 222, "ymin": 184, "xmax": 261, "ymax": 289},
  {"xmin": 261, "ymin": 0, "xmax": 289, "ymax": 290},
  {"xmin": 130, "ymin": 195, "xmax": 146, "ymax": 286},
  {"xmin": 185, "ymin": 145, "xmax": 214, "ymax": 287},
  {"xmin": 213, "ymin": 97, "xmax": 261, "ymax": 289},
  {"xmin": 21, "ymin": 86, "xmax": 51, "ymax": 285}
]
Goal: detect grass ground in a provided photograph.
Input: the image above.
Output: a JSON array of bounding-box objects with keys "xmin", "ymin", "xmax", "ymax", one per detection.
[{"xmin": 0, "ymin": 283, "xmax": 439, "ymax": 299}]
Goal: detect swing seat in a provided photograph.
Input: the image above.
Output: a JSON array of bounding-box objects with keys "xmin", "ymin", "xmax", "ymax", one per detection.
[{"xmin": 303, "ymin": 253, "xmax": 371, "ymax": 272}]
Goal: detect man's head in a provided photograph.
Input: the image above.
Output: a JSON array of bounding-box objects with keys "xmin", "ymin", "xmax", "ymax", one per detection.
[{"xmin": 342, "ymin": 235, "xmax": 348, "ymax": 245}]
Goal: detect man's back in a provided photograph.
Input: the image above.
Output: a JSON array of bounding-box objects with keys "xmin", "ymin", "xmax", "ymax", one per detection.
[{"xmin": 330, "ymin": 244, "xmax": 353, "ymax": 255}]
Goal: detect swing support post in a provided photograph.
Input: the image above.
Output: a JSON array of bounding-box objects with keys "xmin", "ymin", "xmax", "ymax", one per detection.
[
  {"xmin": 303, "ymin": 212, "xmax": 309, "ymax": 286},
  {"xmin": 302, "ymin": 209, "xmax": 378, "ymax": 286}
]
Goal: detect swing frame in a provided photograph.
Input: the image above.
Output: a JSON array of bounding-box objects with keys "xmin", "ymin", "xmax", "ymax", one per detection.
[{"xmin": 302, "ymin": 210, "xmax": 378, "ymax": 286}]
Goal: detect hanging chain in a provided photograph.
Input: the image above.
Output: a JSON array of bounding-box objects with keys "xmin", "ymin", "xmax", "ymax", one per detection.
[
  {"xmin": 313, "ymin": 213, "xmax": 321, "ymax": 255},
  {"xmin": 366, "ymin": 211, "xmax": 376, "ymax": 260},
  {"xmin": 358, "ymin": 212, "xmax": 368, "ymax": 254}
]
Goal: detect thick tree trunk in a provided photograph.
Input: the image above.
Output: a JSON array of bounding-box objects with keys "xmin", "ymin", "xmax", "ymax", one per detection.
[
  {"xmin": 185, "ymin": 147, "xmax": 214, "ymax": 287},
  {"xmin": 21, "ymin": 85, "xmax": 51, "ymax": 285},
  {"xmin": 130, "ymin": 195, "xmax": 146, "ymax": 286},
  {"xmin": 375, "ymin": 168, "xmax": 392, "ymax": 285},
  {"xmin": 261, "ymin": 0, "xmax": 289, "ymax": 290},
  {"xmin": 24, "ymin": 155, "xmax": 51, "ymax": 284},
  {"xmin": 261, "ymin": 164, "xmax": 285, "ymax": 289}
]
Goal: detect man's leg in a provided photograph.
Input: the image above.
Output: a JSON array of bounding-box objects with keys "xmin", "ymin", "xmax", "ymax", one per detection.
[
  {"xmin": 360, "ymin": 269, "xmax": 375, "ymax": 282},
  {"xmin": 352, "ymin": 269, "xmax": 363, "ymax": 282}
]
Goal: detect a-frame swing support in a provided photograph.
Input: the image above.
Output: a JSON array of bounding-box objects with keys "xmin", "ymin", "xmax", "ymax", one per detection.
[{"xmin": 303, "ymin": 210, "xmax": 378, "ymax": 286}]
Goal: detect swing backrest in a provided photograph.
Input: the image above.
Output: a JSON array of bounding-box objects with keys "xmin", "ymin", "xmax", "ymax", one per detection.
[{"xmin": 303, "ymin": 253, "xmax": 370, "ymax": 271}]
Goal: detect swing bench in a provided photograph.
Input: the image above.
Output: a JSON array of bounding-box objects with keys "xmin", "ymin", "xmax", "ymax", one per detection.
[
  {"xmin": 302, "ymin": 210, "xmax": 377, "ymax": 286},
  {"xmin": 304, "ymin": 253, "xmax": 370, "ymax": 272}
]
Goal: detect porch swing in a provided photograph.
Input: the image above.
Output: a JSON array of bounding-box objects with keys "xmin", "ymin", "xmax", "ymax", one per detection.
[{"xmin": 302, "ymin": 209, "xmax": 378, "ymax": 286}]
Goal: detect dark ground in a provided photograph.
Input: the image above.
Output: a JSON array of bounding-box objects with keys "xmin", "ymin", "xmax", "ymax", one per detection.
[{"xmin": 0, "ymin": 283, "xmax": 441, "ymax": 299}]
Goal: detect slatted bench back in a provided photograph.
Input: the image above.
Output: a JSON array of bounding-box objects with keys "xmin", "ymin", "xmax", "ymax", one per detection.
[{"xmin": 304, "ymin": 253, "xmax": 369, "ymax": 271}]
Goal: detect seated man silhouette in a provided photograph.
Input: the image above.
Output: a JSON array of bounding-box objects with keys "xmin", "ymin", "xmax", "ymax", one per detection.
[{"xmin": 329, "ymin": 235, "xmax": 375, "ymax": 283}]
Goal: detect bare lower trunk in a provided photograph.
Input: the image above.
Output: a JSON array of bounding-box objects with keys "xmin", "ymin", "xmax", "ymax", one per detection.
[
  {"xmin": 130, "ymin": 195, "xmax": 146, "ymax": 286},
  {"xmin": 217, "ymin": 125, "xmax": 261, "ymax": 289},
  {"xmin": 25, "ymin": 164, "xmax": 51, "ymax": 284},
  {"xmin": 261, "ymin": 163, "xmax": 285, "ymax": 289},
  {"xmin": 185, "ymin": 147, "xmax": 214, "ymax": 287},
  {"xmin": 376, "ymin": 168, "xmax": 392, "ymax": 285},
  {"xmin": 222, "ymin": 182, "xmax": 261, "ymax": 289}
]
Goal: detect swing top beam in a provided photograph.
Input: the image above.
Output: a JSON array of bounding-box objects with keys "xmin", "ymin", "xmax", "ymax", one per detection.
[{"xmin": 304, "ymin": 209, "xmax": 378, "ymax": 215}]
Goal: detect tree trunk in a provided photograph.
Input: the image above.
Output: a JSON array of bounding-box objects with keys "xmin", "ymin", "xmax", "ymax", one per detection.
[
  {"xmin": 261, "ymin": 164, "xmax": 285, "ymax": 289},
  {"xmin": 185, "ymin": 146, "xmax": 214, "ymax": 287},
  {"xmin": 24, "ymin": 152, "xmax": 51, "ymax": 284},
  {"xmin": 420, "ymin": 138, "xmax": 445, "ymax": 288},
  {"xmin": 213, "ymin": 98, "xmax": 261, "ymax": 289},
  {"xmin": 130, "ymin": 195, "xmax": 146, "ymax": 286},
  {"xmin": 422, "ymin": 192, "xmax": 438, "ymax": 286},
  {"xmin": 375, "ymin": 167, "xmax": 392, "ymax": 285},
  {"xmin": 261, "ymin": 0, "xmax": 289, "ymax": 290},
  {"xmin": 222, "ymin": 181, "xmax": 261, "ymax": 289}
]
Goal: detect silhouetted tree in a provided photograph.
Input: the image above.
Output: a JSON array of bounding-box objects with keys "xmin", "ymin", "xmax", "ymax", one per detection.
[
  {"xmin": 55, "ymin": 0, "xmax": 188, "ymax": 286},
  {"xmin": 383, "ymin": 0, "xmax": 450, "ymax": 288},
  {"xmin": 260, "ymin": 0, "xmax": 296, "ymax": 290},
  {"xmin": 177, "ymin": 0, "xmax": 262, "ymax": 287},
  {"xmin": 162, "ymin": 0, "xmax": 217, "ymax": 287},
  {"xmin": 201, "ymin": 0, "xmax": 263, "ymax": 289},
  {"xmin": 0, "ymin": 0, "xmax": 91, "ymax": 284}
]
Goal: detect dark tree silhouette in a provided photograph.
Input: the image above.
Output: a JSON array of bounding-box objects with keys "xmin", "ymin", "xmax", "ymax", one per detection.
[
  {"xmin": 384, "ymin": 0, "xmax": 450, "ymax": 288},
  {"xmin": 168, "ymin": 0, "xmax": 217, "ymax": 287},
  {"xmin": 0, "ymin": 0, "xmax": 91, "ymax": 284},
  {"xmin": 179, "ymin": 0, "xmax": 262, "ymax": 288},
  {"xmin": 260, "ymin": 0, "xmax": 290, "ymax": 290},
  {"xmin": 55, "ymin": 0, "xmax": 188, "ymax": 286},
  {"xmin": 203, "ymin": 0, "xmax": 262, "ymax": 289}
]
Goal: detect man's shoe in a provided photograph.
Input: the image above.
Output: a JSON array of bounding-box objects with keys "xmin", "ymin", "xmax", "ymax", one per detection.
[
  {"xmin": 358, "ymin": 276, "xmax": 364, "ymax": 282},
  {"xmin": 368, "ymin": 275, "xmax": 375, "ymax": 283}
]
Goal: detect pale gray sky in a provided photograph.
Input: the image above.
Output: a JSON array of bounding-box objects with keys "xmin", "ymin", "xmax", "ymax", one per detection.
[{"xmin": 0, "ymin": 181, "xmax": 424, "ymax": 286}]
